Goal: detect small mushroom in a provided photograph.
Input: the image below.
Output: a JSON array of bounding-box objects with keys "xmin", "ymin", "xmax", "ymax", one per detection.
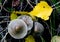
[
  {"xmin": 51, "ymin": 36, "xmax": 60, "ymax": 42},
  {"xmin": 8, "ymin": 19, "xmax": 28, "ymax": 39},
  {"xmin": 18, "ymin": 15, "xmax": 33, "ymax": 31},
  {"xmin": 34, "ymin": 22, "xmax": 44, "ymax": 33}
]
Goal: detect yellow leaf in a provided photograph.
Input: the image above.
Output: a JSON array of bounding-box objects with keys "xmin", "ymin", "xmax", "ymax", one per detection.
[
  {"xmin": 10, "ymin": 11, "xmax": 36, "ymax": 21},
  {"xmin": 10, "ymin": 11, "xmax": 18, "ymax": 20},
  {"xmin": 15, "ymin": 11, "xmax": 28, "ymax": 14},
  {"xmin": 29, "ymin": 1, "xmax": 53, "ymax": 20},
  {"xmin": 25, "ymin": 35, "xmax": 35, "ymax": 42}
]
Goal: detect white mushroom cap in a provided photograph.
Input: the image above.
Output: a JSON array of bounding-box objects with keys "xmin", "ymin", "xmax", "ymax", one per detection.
[
  {"xmin": 8, "ymin": 19, "xmax": 28, "ymax": 39},
  {"xmin": 34, "ymin": 22, "xmax": 44, "ymax": 33},
  {"xmin": 51, "ymin": 36, "xmax": 60, "ymax": 42},
  {"xmin": 18, "ymin": 15, "xmax": 33, "ymax": 31}
]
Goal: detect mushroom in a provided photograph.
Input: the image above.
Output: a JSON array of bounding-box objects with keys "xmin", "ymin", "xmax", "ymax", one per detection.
[
  {"xmin": 8, "ymin": 19, "xmax": 28, "ymax": 39},
  {"xmin": 17, "ymin": 15, "xmax": 33, "ymax": 31},
  {"xmin": 51, "ymin": 36, "xmax": 60, "ymax": 42},
  {"xmin": 34, "ymin": 22, "xmax": 44, "ymax": 33}
]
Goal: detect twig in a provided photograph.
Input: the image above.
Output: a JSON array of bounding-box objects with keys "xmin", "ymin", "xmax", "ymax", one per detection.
[
  {"xmin": 0, "ymin": 4, "xmax": 10, "ymax": 12},
  {"xmin": 0, "ymin": 28, "xmax": 8, "ymax": 34},
  {"xmin": 29, "ymin": 0, "xmax": 36, "ymax": 4},
  {"xmin": 40, "ymin": 36, "xmax": 45, "ymax": 42},
  {"xmin": 1, "ymin": 32, "xmax": 8, "ymax": 42},
  {"xmin": 23, "ymin": 3, "xmax": 28, "ymax": 11},
  {"xmin": 0, "ymin": 21, "xmax": 10, "ymax": 24},
  {"xmin": 3, "ymin": 7, "xmax": 10, "ymax": 12},
  {"xmin": 20, "ymin": 2, "xmax": 23, "ymax": 11},
  {"xmin": 51, "ymin": 1, "xmax": 60, "ymax": 9},
  {"xmin": 35, "ymin": 0, "xmax": 38, "ymax": 4},
  {"xmin": 51, "ymin": 1, "xmax": 60, "ymax": 7},
  {"xmin": 4, "ymin": 39, "xmax": 7, "ymax": 42},
  {"xmin": 0, "ymin": 0, "xmax": 7, "ymax": 12},
  {"xmin": 0, "ymin": 16, "xmax": 9, "ymax": 18},
  {"xmin": 26, "ymin": 0, "xmax": 33, "ymax": 8},
  {"xmin": 53, "ymin": 6, "xmax": 60, "ymax": 9}
]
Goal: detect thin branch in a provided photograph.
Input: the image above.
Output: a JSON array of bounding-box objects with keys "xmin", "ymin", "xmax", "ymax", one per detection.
[
  {"xmin": 3, "ymin": 7, "xmax": 10, "ymax": 12},
  {"xmin": 0, "ymin": 4, "xmax": 10, "ymax": 12},
  {"xmin": 26, "ymin": 0, "xmax": 33, "ymax": 8},
  {"xmin": 23, "ymin": 3, "xmax": 28, "ymax": 11},
  {"xmin": 4, "ymin": 39, "xmax": 7, "ymax": 42},
  {"xmin": 0, "ymin": 21, "xmax": 10, "ymax": 23},
  {"xmin": 53, "ymin": 6, "xmax": 60, "ymax": 9},
  {"xmin": 0, "ymin": 28, "xmax": 8, "ymax": 34},
  {"xmin": 35, "ymin": 0, "xmax": 38, "ymax": 4},
  {"xmin": 51, "ymin": 1, "xmax": 60, "ymax": 7},
  {"xmin": 29, "ymin": 0, "xmax": 36, "ymax": 4},
  {"xmin": 20, "ymin": 2, "xmax": 23, "ymax": 11},
  {"xmin": 1, "ymin": 32, "xmax": 8, "ymax": 42},
  {"xmin": 40, "ymin": 36, "xmax": 45, "ymax": 42},
  {"xmin": 0, "ymin": 16, "xmax": 9, "ymax": 18},
  {"xmin": 0, "ymin": 0, "xmax": 7, "ymax": 12}
]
